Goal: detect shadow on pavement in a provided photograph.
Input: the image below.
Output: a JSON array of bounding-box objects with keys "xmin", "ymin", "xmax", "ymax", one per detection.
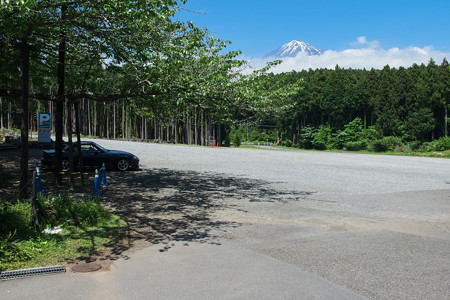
[{"xmin": 104, "ymin": 168, "xmax": 314, "ymax": 254}]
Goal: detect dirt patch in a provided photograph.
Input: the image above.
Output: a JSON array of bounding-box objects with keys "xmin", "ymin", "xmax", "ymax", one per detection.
[{"xmin": 0, "ymin": 148, "xmax": 42, "ymax": 202}]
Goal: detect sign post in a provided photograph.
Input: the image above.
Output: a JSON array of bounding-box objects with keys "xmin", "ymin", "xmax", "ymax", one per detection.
[{"xmin": 38, "ymin": 112, "xmax": 51, "ymax": 143}]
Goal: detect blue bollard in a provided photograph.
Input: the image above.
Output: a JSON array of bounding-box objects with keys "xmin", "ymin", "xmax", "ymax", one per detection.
[
  {"xmin": 32, "ymin": 163, "xmax": 43, "ymax": 194},
  {"xmin": 92, "ymin": 169, "xmax": 102, "ymax": 195},
  {"xmin": 100, "ymin": 163, "xmax": 109, "ymax": 186},
  {"xmin": 36, "ymin": 165, "xmax": 42, "ymax": 194}
]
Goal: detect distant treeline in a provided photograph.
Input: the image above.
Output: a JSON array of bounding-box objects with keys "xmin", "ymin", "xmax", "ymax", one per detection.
[{"xmin": 242, "ymin": 58, "xmax": 449, "ymax": 151}]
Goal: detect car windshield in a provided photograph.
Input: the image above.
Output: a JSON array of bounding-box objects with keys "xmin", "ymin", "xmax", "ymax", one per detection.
[{"xmin": 95, "ymin": 144, "xmax": 108, "ymax": 152}]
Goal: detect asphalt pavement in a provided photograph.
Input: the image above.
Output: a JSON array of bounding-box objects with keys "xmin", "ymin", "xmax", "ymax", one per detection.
[{"xmin": 1, "ymin": 140, "xmax": 449, "ymax": 299}]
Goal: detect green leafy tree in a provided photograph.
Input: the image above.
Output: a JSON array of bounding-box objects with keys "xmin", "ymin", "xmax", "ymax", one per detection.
[{"xmin": 312, "ymin": 124, "xmax": 332, "ymax": 150}]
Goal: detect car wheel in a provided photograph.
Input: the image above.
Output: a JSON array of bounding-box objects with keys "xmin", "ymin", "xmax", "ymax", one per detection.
[
  {"xmin": 62, "ymin": 160, "xmax": 70, "ymax": 172},
  {"xmin": 117, "ymin": 158, "xmax": 129, "ymax": 171}
]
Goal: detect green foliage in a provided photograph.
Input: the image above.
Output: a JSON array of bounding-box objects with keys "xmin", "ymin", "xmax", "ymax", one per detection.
[
  {"xmin": 42, "ymin": 193, "xmax": 113, "ymax": 227},
  {"xmin": 0, "ymin": 231, "xmax": 34, "ymax": 268},
  {"xmin": 0, "ymin": 201, "xmax": 33, "ymax": 235},
  {"xmin": 424, "ymin": 137, "xmax": 450, "ymax": 152},
  {"xmin": 232, "ymin": 130, "xmax": 242, "ymax": 147},
  {"xmin": 0, "ymin": 193, "xmax": 123, "ymax": 271},
  {"xmin": 405, "ymin": 108, "xmax": 435, "ymax": 141},
  {"xmin": 312, "ymin": 125, "xmax": 332, "ymax": 150},
  {"xmin": 299, "ymin": 126, "xmax": 316, "ymax": 149},
  {"xmin": 408, "ymin": 141, "xmax": 424, "ymax": 152},
  {"xmin": 333, "ymin": 118, "xmax": 365, "ymax": 149},
  {"xmin": 371, "ymin": 136, "xmax": 405, "ymax": 152},
  {"xmin": 223, "ymin": 126, "xmax": 231, "ymax": 147},
  {"xmin": 344, "ymin": 140, "xmax": 369, "ymax": 151},
  {"xmin": 250, "ymin": 128, "xmax": 262, "ymax": 141},
  {"xmin": 1, "ymin": 0, "xmax": 449, "ymax": 151},
  {"xmin": 243, "ymin": 61, "xmax": 449, "ymax": 150}
]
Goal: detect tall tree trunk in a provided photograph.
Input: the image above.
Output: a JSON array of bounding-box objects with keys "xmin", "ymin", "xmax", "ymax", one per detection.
[
  {"xmin": 174, "ymin": 118, "xmax": 178, "ymax": 144},
  {"xmin": 19, "ymin": 41, "xmax": 30, "ymax": 199},
  {"xmin": 87, "ymin": 100, "xmax": 91, "ymax": 136},
  {"xmin": 0, "ymin": 97, "xmax": 3, "ymax": 129},
  {"xmin": 8, "ymin": 102, "xmax": 12, "ymax": 129},
  {"xmin": 121, "ymin": 101, "xmax": 125, "ymax": 139},
  {"xmin": 194, "ymin": 110, "xmax": 198, "ymax": 145},
  {"xmin": 113, "ymin": 101, "xmax": 116, "ymax": 139},
  {"xmin": 144, "ymin": 117, "xmax": 147, "ymax": 140},
  {"xmin": 445, "ymin": 105, "xmax": 448, "ymax": 137},
  {"xmin": 67, "ymin": 101, "xmax": 74, "ymax": 188},
  {"xmin": 200, "ymin": 112, "xmax": 204, "ymax": 146},
  {"xmin": 186, "ymin": 114, "xmax": 191, "ymax": 145},
  {"xmin": 55, "ymin": 3, "xmax": 67, "ymax": 186},
  {"xmin": 75, "ymin": 101, "xmax": 84, "ymax": 185},
  {"xmin": 106, "ymin": 102, "xmax": 109, "ymax": 139}
]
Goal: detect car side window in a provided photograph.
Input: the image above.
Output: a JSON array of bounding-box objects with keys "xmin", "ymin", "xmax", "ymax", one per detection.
[
  {"xmin": 91, "ymin": 145, "xmax": 101, "ymax": 152},
  {"xmin": 81, "ymin": 145, "xmax": 93, "ymax": 152}
]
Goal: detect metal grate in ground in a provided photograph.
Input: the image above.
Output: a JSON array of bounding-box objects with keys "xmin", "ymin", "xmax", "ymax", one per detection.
[{"xmin": 0, "ymin": 265, "xmax": 66, "ymax": 281}]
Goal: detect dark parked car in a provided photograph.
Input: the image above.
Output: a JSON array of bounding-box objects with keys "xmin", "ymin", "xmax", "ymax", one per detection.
[{"xmin": 41, "ymin": 141, "xmax": 139, "ymax": 171}]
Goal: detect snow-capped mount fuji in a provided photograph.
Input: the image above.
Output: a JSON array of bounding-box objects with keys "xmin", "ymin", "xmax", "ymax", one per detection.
[{"xmin": 264, "ymin": 40, "xmax": 324, "ymax": 58}]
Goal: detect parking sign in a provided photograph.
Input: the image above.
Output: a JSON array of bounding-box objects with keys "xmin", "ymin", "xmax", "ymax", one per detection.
[{"xmin": 38, "ymin": 112, "xmax": 51, "ymax": 143}]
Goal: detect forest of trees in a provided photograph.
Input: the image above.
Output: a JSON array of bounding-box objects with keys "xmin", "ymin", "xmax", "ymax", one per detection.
[
  {"xmin": 1, "ymin": 1, "xmax": 449, "ymax": 197},
  {"xmin": 241, "ymin": 60, "xmax": 450, "ymax": 151},
  {"xmin": 2, "ymin": 59, "xmax": 449, "ymax": 147}
]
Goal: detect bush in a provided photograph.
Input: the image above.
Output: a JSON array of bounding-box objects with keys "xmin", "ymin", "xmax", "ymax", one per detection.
[
  {"xmin": 232, "ymin": 131, "xmax": 242, "ymax": 147},
  {"xmin": 0, "ymin": 193, "xmax": 122, "ymax": 271},
  {"xmin": 223, "ymin": 134, "xmax": 231, "ymax": 147},
  {"xmin": 0, "ymin": 231, "xmax": 34, "ymax": 268},
  {"xmin": 371, "ymin": 136, "xmax": 404, "ymax": 152},
  {"xmin": 43, "ymin": 193, "xmax": 113, "ymax": 227},
  {"xmin": 299, "ymin": 126, "xmax": 316, "ymax": 149},
  {"xmin": 407, "ymin": 141, "xmax": 424, "ymax": 152},
  {"xmin": 0, "ymin": 202, "xmax": 32, "ymax": 235},
  {"xmin": 282, "ymin": 140, "xmax": 293, "ymax": 147},
  {"xmin": 249, "ymin": 128, "xmax": 262, "ymax": 142},
  {"xmin": 312, "ymin": 125, "xmax": 332, "ymax": 150},
  {"xmin": 424, "ymin": 137, "xmax": 450, "ymax": 152},
  {"xmin": 344, "ymin": 140, "xmax": 369, "ymax": 151}
]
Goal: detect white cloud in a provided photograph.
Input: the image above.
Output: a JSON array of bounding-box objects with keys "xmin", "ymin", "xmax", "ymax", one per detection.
[
  {"xmin": 243, "ymin": 38, "xmax": 450, "ymax": 74},
  {"xmin": 351, "ymin": 36, "xmax": 380, "ymax": 49}
]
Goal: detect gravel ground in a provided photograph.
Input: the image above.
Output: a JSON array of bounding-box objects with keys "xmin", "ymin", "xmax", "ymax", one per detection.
[
  {"xmin": 84, "ymin": 139, "xmax": 450, "ymax": 300},
  {"xmin": 6, "ymin": 139, "xmax": 446, "ymax": 299}
]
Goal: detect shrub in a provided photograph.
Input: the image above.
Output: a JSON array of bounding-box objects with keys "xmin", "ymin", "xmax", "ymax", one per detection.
[
  {"xmin": 299, "ymin": 126, "xmax": 316, "ymax": 149},
  {"xmin": 232, "ymin": 131, "xmax": 242, "ymax": 147},
  {"xmin": 371, "ymin": 136, "xmax": 404, "ymax": 152},
  {"xmin": 407, "ymin": 141, "xmax": 424, "ymax": 152},
  {"xmin": 41, "ymin": 193, "xmax": 113, "ymax": 227},
  {"xmin": 282, "ymin": 140, "xmax": 293, "ymax": 147},
  {"xmin": 344, "ymin": 140, "xmax": 368, "ymax": 151},
  {"xmin": 0, "ymin": 202, "xmax": 32, "ymax": 235},
  {"xmin": 333, "ymin": 118, "xmax": 367, "ymax": 149},
  {"xmin": 223, "ymin": 134, "xmax": 231, "ymax": 147},
  {"xmin": 0, "ymin": 231, "xmax": 34, "ymax": 269},
  {"xmin": 424, "ymin": 137, "xmax": 450, "ymax": 152},
  {"xmin": 249, "ymin": 128, "xmax": 262, "ymax": 142},
  {"xmin": 312, "ymin": 125, "xmax": 332, "ymax": 150}
]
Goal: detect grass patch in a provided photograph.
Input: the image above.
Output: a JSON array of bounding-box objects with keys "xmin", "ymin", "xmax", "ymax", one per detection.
[{"xmin": 0, "ymin": 192, "xmax": 127, "ymax": 272}]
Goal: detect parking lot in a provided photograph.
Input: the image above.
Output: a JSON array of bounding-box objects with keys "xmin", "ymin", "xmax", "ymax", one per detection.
[{"xmin": 2, "ymin": 140, "xmax": 450, "ymax": 299}]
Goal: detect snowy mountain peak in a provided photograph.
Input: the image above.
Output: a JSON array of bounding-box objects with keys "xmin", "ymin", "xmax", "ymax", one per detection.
[{"xmin": 264, "ymin": 40, "xmax": 324, "ymax": 58}]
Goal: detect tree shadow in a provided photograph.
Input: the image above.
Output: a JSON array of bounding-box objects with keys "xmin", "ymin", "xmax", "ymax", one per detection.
[{"xmin": 102, "ymin": 168, "xmax": 315, "ymax": 254}]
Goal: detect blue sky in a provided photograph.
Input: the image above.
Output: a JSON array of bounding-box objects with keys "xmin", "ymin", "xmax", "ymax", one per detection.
[{"xmin": 177, "ymin": 0, "xmax": 450, "ymax": 71}]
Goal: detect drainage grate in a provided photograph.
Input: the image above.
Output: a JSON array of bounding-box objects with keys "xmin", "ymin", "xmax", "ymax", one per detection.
[{"xmin": 0, "ymin": 265, "xmax": 66, "ymax": 281}]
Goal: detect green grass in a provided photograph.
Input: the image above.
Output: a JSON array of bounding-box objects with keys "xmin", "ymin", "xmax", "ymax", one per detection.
[
  {"xmin": 0, "ymin": 193, "xmax": 127, "ymax": 272},
  {"xmin": 241, "ymin": 143, "xmax": 450, "ymax": 158}
]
